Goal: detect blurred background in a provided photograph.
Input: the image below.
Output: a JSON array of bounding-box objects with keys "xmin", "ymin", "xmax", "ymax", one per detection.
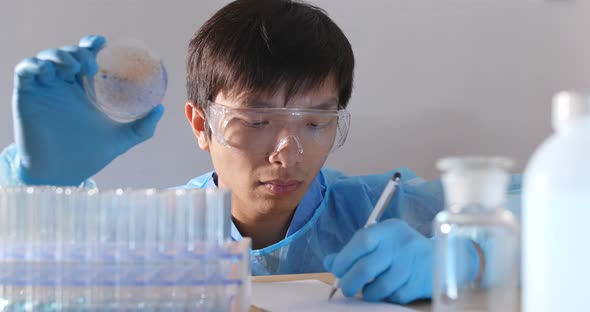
[{"xmin": 1, "ymin": 0, "xmax": 588, "ymax": 188}]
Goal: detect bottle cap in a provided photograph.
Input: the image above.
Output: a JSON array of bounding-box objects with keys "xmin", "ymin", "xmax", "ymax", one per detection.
[
  {"xmin": 438, "ymin": 156, "xmax": 513, "ymax": 210},
  {"xmin": 552, "ymin": 91, "xmax": 589, "ymax": 131}
]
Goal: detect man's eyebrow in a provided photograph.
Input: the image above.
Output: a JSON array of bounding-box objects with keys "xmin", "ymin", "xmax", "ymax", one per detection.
[
  {"xmin": 311, "ymin": 100, "xmax": 339, "ymax": 110},
  {"xmin": 243, "ymin": 99, "xmax": 339, "ymax": 109},
  {"xmin": 242, "ymin": 100, "xmax": 275, "ymax": 108}
]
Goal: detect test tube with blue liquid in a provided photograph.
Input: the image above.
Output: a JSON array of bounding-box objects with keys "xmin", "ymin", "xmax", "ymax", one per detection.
[{"xmin": 0, "ymin": 187, "xmax": 251, "ymax": 311}]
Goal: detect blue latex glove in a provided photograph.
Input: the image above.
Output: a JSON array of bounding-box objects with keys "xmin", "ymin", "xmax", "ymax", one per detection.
[
  {"xmin": 12, "ymin": 35, "xmax": 164, "ymax": 186},
  {"xmin": 324, "ymin": 218, "xmax": 480, "ymax": 304}
]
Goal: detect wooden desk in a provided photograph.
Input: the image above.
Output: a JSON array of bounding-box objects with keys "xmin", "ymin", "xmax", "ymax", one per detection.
[
  {"xmin": 250, "ymin": 273, "xmax": 431, "ymax": 312},
  {"xmin": 252, "ymin": 272, "xmax": 335, "ymax": 284}
]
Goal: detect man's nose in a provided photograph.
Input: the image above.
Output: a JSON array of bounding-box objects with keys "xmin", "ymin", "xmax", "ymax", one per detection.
[
  {"xmin": 274, "ymin": 135, "xmax": 303, "ymax": 155},
  {"xmin": 268, "ymin": 135, "xmax": 304, "ymax": 167}
]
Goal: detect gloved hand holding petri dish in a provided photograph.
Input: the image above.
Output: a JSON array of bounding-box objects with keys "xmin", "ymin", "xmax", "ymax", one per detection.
[{"xmin": 83, "ymin": 38, "xmax": 167, "ymax": 123}]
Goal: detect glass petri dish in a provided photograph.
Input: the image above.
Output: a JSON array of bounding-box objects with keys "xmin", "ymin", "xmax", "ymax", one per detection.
[{"xmin": 83, "ymin": 39, "xmax": 167, "ymax": 123}]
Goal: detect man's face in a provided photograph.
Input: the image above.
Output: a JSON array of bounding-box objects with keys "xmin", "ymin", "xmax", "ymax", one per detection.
[{"xmin": 198, "ymin": 77, "xmax": 340, "ymax": 217}]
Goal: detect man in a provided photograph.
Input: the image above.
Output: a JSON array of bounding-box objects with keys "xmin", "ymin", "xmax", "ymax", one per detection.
[{"xmin": 0, "ymin": 0, "xmax": 519, "ymax": 304}]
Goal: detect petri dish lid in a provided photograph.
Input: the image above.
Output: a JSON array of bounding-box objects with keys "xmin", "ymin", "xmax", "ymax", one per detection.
[{"xmin": 83, "ymin": 38, "xmax": 167, "ymax": 123}]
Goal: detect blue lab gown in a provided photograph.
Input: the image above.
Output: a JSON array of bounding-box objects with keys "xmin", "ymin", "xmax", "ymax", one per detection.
[{"xmin": 183, "ymin": 167, "xmax": 522, "ymax": 275}]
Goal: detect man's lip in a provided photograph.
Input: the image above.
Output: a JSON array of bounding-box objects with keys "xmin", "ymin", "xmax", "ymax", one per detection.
[
  {"xmin": 261, "ymin": 180, "xmax": 302, "ymax": 186},
  {"xmin": 261, "ymin": 180, "xmax": 303, "ymax": 195}
]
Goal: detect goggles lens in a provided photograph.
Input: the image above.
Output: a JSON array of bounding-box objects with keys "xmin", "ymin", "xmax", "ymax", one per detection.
[{"xmin": 205, "ymin": 102, "xmax": 350, "ymax": 155}]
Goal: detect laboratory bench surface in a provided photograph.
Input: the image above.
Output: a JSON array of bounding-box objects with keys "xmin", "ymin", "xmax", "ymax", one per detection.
[{"xmin": 250, "ymin": 273, "xmax": 431, "ymax": 312}]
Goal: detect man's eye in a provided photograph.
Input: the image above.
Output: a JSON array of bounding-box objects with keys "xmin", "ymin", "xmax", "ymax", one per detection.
[
  {"xmin": 243, "ymin": 120, "xmax": 269, "ymax": 128},
  {"xmin": 307, "ymin": 118, "xmax": 334, "ymax": 129}
]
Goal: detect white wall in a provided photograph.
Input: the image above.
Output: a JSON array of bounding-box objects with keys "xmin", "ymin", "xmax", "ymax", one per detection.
[{"xmin": 1, "ymin": 0, "xmax": 588, "ymax": 188}]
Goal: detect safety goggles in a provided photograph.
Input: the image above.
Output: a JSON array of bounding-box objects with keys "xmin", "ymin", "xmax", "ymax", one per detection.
[{"xmin": 204, "ymin": 101, "xmax": 351, "ymax": 156}]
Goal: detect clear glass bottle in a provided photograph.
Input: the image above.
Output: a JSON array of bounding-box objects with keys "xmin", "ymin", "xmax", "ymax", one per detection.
[{"xmin": 433, "ymin": 156, "xmax": 520, "ymax": 312}]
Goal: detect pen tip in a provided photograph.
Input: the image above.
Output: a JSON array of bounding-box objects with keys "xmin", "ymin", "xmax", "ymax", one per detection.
[{"xmin": 328, "ymin": 287, "xmax": 337, "ymax": 300}]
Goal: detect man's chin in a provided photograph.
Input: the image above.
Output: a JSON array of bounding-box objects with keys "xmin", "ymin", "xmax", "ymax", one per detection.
[{"xmin": 256, "ymin": 187, "xmax": 306, "ymax": 208}]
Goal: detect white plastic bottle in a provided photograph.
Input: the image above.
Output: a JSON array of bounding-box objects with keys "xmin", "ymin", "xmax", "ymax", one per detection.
[{"xmin": 523, "ymin": 91, "xmax": 590, "ymax": 311}]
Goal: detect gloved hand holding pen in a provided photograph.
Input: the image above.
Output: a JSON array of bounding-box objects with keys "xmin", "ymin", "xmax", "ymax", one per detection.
[
  {"xmin": 323, "ymin": 218, "xmax": 435, "ymax": 304},
  {"xmin": 12, "ymin": 35, "xmax": 164, "ymax": 186},
  {"xmin": 323, "ymin": 218, "xmax": 482, "ymax": 304}
]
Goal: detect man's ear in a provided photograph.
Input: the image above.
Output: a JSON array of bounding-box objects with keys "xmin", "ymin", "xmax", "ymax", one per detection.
[{"xmin": 185, "ymin": 101, "xmax": 210, "ymax": 151}]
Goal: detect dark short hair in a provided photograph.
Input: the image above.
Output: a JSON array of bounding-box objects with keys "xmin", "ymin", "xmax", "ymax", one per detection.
[{"xmin": 186, "ymin": 0, "xmax": 355, "ymax": 111}]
